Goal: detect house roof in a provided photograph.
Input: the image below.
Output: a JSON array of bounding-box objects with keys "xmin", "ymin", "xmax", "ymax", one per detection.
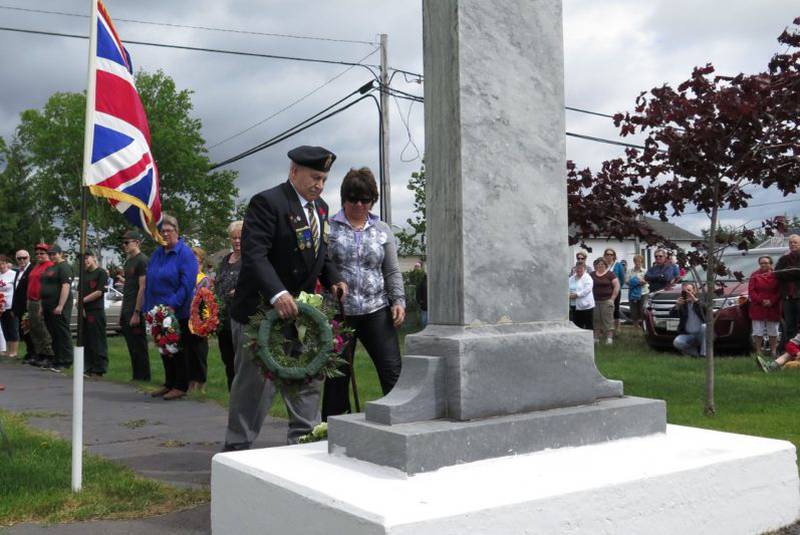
[{"xmin": 568, "ymin": 217, "xmax": 701, "ymax": 242}]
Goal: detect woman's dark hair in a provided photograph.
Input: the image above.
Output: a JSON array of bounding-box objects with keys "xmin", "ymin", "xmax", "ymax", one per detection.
[
  {"xmin": 758, "ymin": 255, "xmax": 773, "ymax": 265},
  {"xmin": 340, "ymin": 167, "xmax": 379, "ymax": 206}
]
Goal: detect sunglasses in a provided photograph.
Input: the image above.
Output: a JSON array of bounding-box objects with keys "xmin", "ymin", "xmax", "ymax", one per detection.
[
  {"xmin": 122, "ymin": 240, "xmax": 133, "ymax": 245},
  {"xmin": 346, "ymin": 196, "xmax": 372, "ymax": 205},
  {"xmin": 655, "ymin": 255, "xmax": 665, "ymax": 258},
  {"xmin": 576, "ymin": 256, "xmax": 586, "ymax": 260},
  {"xmin": 16, "ymin": 256, "xmax": 28, "ymax": 260}
]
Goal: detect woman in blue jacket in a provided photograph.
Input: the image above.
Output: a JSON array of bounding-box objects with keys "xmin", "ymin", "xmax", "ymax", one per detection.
[{"xmin": 144, "ymin": 215, "xmax": 198, "ymax": 400}]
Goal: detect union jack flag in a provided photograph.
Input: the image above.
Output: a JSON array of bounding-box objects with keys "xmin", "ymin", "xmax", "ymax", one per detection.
[{"xmin": 82, "ymin": 0, "xmax": 164, "ymax": 243}]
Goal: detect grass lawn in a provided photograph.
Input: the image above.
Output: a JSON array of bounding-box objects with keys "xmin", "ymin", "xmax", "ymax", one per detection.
[
  {"xmin": 0, "ymin": 410, "xmax": 208, "ymax": 527},
  {"xmin": 101, "ymin": 324, "xmax": 800, "ymax": 454},
  {"xmin": 597, "ymin": 326, "xmax": 800, "ymax": 453},
  {"xmin": 102, "ymin": 332, "xmax": 386, "ymax": 419}
]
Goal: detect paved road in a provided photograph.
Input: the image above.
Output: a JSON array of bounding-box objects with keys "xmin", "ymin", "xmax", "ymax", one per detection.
[{"xmin": 0, "ymin": 357, "xmax": 287, "ymax": 534}]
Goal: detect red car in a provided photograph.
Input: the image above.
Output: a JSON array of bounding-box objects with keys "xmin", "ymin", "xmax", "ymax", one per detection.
[{"xmin": 643, "ymin": 246, "xmax": 787, "ymax": 354}]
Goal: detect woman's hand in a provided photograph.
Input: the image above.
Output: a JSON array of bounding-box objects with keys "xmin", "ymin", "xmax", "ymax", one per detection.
[{"xmin": 391, "ymin": 304, "xmax": 405, "ymax": 327}]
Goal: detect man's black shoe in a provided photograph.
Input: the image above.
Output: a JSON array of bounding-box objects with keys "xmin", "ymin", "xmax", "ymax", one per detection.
[{"xmin": 222, "ymin": 442, "xmax": 251, "ymax": 453}]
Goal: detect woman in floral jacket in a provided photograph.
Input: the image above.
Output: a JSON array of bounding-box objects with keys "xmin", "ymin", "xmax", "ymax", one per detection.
[{"xmin": 322, "ymin": 167, "xmax": 405, "ymax": 419}]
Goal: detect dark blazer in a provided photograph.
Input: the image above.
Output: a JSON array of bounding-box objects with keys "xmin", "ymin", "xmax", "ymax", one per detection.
[
  {"xmin": 670, "ymin": 301, "xmax": 706, "ymax": 334},
  {"xmin": 230, "ymin": 181, "xmax": 342, "ymax": 324},
  {"xmin": 12, "ymin": 263, "xmax": 31, "ymax": 316}
]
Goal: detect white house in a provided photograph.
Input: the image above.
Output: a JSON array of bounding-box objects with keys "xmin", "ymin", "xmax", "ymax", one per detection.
[{"xmin": 570, "ymin": 217, "xmax": 701, "ymax": 270}]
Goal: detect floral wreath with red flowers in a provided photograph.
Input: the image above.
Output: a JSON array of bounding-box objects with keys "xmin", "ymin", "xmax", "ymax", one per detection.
[
  {"xmin": 145, "ymin": 304, "xmax": 180, "ymax": 356},
  {"xmin": 189, "ymin": 287, "xmax": 220, "ymax": 337}
]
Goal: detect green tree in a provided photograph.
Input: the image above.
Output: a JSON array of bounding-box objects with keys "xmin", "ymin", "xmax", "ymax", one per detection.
[
  {"xmin": 14, "ymin": 69, "xmax": 239, "ymax": 253},
  {"xmin": 0, "ymin": 137, "xmax": 56, "ymax": 253},
  {"xmin": 396, "ymin": 161, "xmax": 426, "ymax": 258}
]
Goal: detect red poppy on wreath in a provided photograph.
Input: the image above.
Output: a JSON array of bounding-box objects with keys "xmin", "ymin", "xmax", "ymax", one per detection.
[
  {"xmin": 145, "ymin": 304, "xmax": 180, "ymax": 356},
  {"xmin": 189, "ymin": 287, "xmax": 220, "ymax": 337}
]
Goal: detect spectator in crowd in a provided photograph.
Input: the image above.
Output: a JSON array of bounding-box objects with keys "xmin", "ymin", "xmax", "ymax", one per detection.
[
  {"xmin": 668, "ymin": 254, "xmax": 682, "ymax": 283},
  {"xmin": 569, "ymin": 261, "xmax": 594, "ymax": 330},
  {"xmin": 756, "ymin": 332, "xmax": 800, "ymax": 373},
  {"xmin": 81, "ymin": 251, "xmax": 108, "ymax": 378},
  {"xmin": 186, "ymin": 246, "xmax": 211, "ymax": 394},
  {"xmin": 757, "ymin": 346, "xmax": 795, "ymax": 372},
  {"xmin": 645, "ymin": 248, "xmax": 674, "ymax": 293},
  {"xmin": 604, "ymin": 249, "xmax": 625, "ymax": 330},
  {"xmin": 749, "ymin": 255, "xmax": 780, "ymax": 358},
  {"xmin": 0, "ymin": 255, "xmax": 19, "ymax": 358},
  {"xmin": 215, "ymin": 220, "xmax": 243, "ymax": 391},
  {"xmin": 322, "ymin": 167, "xmax": 405, "ymax": 419},
  {"xmin": 626, "ymin": 254, "xmax": 648, "ymax": 329},
  {"xmin": 773, "ymin": 234, "xmax": 800, "ymax": 346},
  {"xmin": 144, "ymin": 215, "xmax": 198, "ymax": 400},
  {"xmin": 12, "ymin": 250, "xmax": 32, "ymax": 361},
  {"xmin": 120, "ymin": 230, "xmax": 150, "ymax": 382},
  {"xmin": 671, "ymin": 282, "xmax": 706, "ymax": 357},
  {"xmin": 26, "ymin": 245, "xmax": 54, "ymax": 367},
  {"xmin": 590, "ymin": 257, "xmax": 619, "ymax": 344},
  {"xmin": 224, "ymin": 145, "xmax": 346, "ymax": 450},
  {"xmin": 41, "ymin": 244, "xmax": 73, "ymax": 371},
  {"xmin": 571, "ymin": 250, "xmax": 589, "ymax": 275},
  {"xmin": 414, "ymin": 262, "xmax": 428, "ymax": 327}
]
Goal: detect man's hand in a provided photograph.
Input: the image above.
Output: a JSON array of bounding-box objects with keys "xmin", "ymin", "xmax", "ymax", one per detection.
[
  {"xmin": 331, "ymin": 281, "xmax": 348, "ymax": 302},
  {"xmin": 763, "ymin": 299, "xmax": 772, "ymax": 307},
  {"xmin": 569, "ymin": 292, "xmax": 577, "ymax": 300},
  {"xmin": 130, "ymin": 312, "xmax": 140, "ymax": 327},
  {"xmin": 391, "ymin": 304, "xmax": 405, "ymax": 327},
  {"xmin": 274, "ymin": 293, "xmax": 298, "ymax": 319},
  {"xmin": 53, "ymin": 305, "xmax": 63, "ymax": 315}
]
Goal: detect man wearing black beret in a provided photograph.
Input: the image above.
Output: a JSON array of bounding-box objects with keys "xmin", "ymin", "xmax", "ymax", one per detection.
[{"xmin": 224, "ymin": 145, "xmax": 348, "ymax": 450}]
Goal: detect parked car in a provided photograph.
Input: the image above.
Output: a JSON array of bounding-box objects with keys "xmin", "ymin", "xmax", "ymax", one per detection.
[
  {"xmin": 643, "ymin": 246, "xmax": 788, "ymax": 354},
  {"xmin": 69, "ymin": 285, "xmax": 123, "ymax": 336}
]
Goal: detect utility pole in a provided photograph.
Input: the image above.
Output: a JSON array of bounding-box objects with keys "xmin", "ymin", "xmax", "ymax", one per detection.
[{"xmin": 379, "ymin": 33, "xmax": 391, "ymax": 225}]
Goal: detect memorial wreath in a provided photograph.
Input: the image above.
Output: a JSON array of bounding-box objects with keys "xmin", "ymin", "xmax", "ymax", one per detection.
[
  {"xmin": 189, "ymin": 287, "xmax": 220, "ymax": 337},
  {"xmin": 246, "ymin": 291, "xmax": 352, "ymax": 392},
  {"xmin": 145, "ymin": 304, "xmax": 180, "ymax": 356}
]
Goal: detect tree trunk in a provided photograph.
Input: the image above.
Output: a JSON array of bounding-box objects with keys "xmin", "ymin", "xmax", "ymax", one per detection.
[{"xmin": 704, "ymin": 204, "xmax": 719, "ymax": 416}]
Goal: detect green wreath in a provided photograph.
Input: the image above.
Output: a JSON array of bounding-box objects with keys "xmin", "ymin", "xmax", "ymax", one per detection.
[{"xmin": 249, "ymin": 301, "xmax": 344, "ymax": 382}]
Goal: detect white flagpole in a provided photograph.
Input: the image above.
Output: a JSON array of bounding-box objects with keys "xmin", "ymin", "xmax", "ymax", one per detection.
[{"xmin": 73, "ymin": 0, "xmax": 98, "ymax": 494}]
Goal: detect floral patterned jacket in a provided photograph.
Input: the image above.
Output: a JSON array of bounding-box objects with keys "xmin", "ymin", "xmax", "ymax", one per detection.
[{"xmin": 328, "ymin": 210, "xmax": 405, "ymax": 316}]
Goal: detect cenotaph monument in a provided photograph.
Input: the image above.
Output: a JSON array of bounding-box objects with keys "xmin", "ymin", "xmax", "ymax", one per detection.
[{"xmin": 212, "ymin": 1, "xmax": 800, "ymax": 533}]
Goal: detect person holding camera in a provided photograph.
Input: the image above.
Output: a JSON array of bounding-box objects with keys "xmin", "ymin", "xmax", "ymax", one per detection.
[{"xmin": 672, "ymin": 283, "xmax": 706, "ymax": 357}]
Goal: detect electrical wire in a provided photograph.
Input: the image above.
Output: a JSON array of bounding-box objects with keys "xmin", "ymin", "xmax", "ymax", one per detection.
[
  {"xmin": 392, "ymin": 95, "xmax": 421, "ymax": 162},
  {"xmin": 210, "ymin": 85, "xmax": 376, "ymax": 170},
  {"xmin": 566, "ymin": 131, "xmax": 651, "ymax": 151},
  {"xmin": 0, "ymin": 4, "xmax": 378, "ymax": 45},
  {"xmin": 0, "ymin": 26, "xmax": 379, "ymax": 68},
  {"xmin": 208, "ymin": 46, "xmax": 380, "ymax": 149}
]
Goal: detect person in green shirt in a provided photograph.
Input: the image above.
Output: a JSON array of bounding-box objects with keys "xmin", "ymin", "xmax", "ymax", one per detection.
[
  {"xmin": 41, "ymin": 243, "xmax": 74, "ymax": 371},
  {"xmin": 120, "ymin": 229, "xmax": 150, "ymax": 381},
  {"xmin": 82, "ymin": 251, "xmax": 108, "ymax": 377}
]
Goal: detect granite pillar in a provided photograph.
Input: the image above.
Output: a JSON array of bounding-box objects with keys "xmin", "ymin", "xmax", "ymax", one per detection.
[{"xmin": 328, "ymin": 0, "xmax": 665, "ymax": 473}]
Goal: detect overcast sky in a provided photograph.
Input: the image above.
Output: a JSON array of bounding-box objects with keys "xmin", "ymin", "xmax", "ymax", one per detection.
[{"xmin": 0, "ymin": 0, "xmax": 797, "ymax": 239}]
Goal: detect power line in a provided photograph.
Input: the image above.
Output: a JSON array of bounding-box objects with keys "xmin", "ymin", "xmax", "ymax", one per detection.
[
  {"xmin": 210, "ymin": 83, "xmax": 376, "ymax": 170},
  {"xmin": 683, "ymin": 198, "xmax": 800, "ymax": 216},
  {"xmin": 565, "ymin": 106, "xmax": 616, "ymax": 120},
  {"xmin": 566, "ymin": 131, "xmax": 651, "ymax": 151},
  {"xmin": 0, "ymin": 4, "xmax": 377, "ymax": 45},
  {"xmin": 208, "ymin": 46, "xmax": 380, "ymax": 149},
  {"xmin": 0, "ymin": 26, "xmax": 381, "ymax": 69}
]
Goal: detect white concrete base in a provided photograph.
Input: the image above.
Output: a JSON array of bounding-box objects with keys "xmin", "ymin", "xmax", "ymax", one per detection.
[{"xmin": 211, "ymin": 425, "xmax": 800, "ymax": 535}]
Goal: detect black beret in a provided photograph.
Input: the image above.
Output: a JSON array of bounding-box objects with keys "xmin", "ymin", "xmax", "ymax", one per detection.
[
  {"xmin": 49, "ymin": 243, "xmax": 63, "ymax": 254},
  {"xmin": 287, "ymin": 145, "xmax": 336, "ymax": 172}
]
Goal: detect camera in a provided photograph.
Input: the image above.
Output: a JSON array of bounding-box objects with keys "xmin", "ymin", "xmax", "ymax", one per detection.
[{"xmin": 681, "ymin": 290, "xmax": 688, "ymax": 300}]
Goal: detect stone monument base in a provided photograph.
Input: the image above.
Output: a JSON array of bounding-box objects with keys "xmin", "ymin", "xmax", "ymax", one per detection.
[
  {"xmin": 211, "ymin": 425, "xmax": 799, "ymax": 535},
  {"xmin": 330, "ymin": 396, "xmax": 665, "ymax": 473}
]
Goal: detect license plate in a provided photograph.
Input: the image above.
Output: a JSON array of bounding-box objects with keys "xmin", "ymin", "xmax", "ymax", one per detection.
[{"xmin": 665, "ymin": 319, "xmax": 679, "ymax": 332}]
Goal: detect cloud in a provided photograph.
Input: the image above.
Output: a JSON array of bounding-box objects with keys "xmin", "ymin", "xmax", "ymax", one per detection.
[{"xmin": 0, "ymin": 0, "xmax": 796, "ymax": 240}]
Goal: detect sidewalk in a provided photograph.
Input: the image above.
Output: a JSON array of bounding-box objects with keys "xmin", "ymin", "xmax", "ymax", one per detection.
[{"xmin": 0, "ymin": 357, "xmax": 287, "ymax": 534}]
